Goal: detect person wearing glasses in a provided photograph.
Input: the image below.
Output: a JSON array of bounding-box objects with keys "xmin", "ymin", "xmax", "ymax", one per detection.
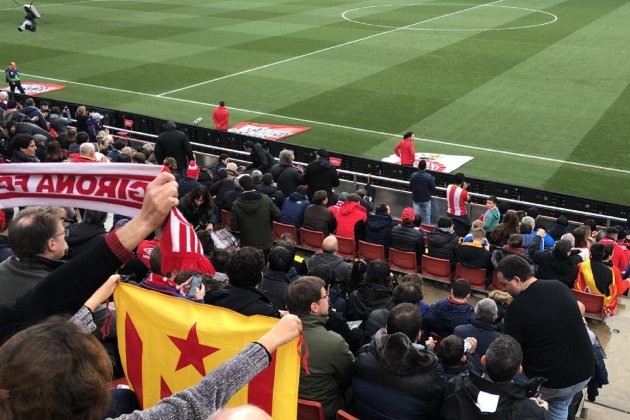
[
  {"xmin": 0, "ymin": 206, "xmax": 69, "ymax": 307},
  {"xmin": 286, "ymin": 276, "xmax": 353, "ymax": 419}
]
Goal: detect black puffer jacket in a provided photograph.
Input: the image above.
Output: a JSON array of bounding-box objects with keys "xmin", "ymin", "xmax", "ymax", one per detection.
[
  {"xmin": 153, "ymin": 126, "xmax": 194, "ymax": 171},
  {"xmin": 427, "ymin": 228, "xmax": 459, "ymax": 269},
  {"xmin": 271, "ymin": 163, "xmax": 304, "ymax": 196},
  {"xmin": 364, "ymin": 213, "xmax": 396, "ymax": 251},
  {"xmin": 255, "ymin": 184, "xmax": 285, "ymax": 209},
  {"xmin": 346, "ymin": 282, "xmax": 393, "ymax": 321},
  {"xmin": 246, "ymin": 143, "xmax": 275, "ymax": 173},
  {"xmin": 528, "ymin": 235, "xmax": 580, "ymax": 288},
  {"xmin": 353, "ymin": 329, "xmax": 444, "ymax": 420},
  {"xmin": 66, "ymin": 223, "xmax": 106, "ymax": 257},
  {"xmin": 391, "ymin": 223, "xmax": 425, "ymax": 261},
  {"xmin": 303, "ymin": 157, "xmax": 340, "ymax": 203}
]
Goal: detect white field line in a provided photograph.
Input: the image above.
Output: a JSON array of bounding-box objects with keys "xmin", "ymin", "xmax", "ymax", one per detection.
[
  {"xmin": 156, "ymin": 0, "xmax": 505, "ymax": 96},
  {"xmin": 21, "ymin": 72, "xmax": 630, "ymax": 175},
  {"xmin": 0, "ymin": 0, "xmax": 107, "ymax": 12}
]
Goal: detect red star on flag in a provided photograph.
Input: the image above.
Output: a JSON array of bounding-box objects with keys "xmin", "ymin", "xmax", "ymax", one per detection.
[{"xmin": 168, "ymin": 322, "xmax": 219, "ymax": 376}]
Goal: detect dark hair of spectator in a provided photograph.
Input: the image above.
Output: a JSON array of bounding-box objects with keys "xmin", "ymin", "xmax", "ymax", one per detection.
[
  {"xmin": 149, "ymin": 244, "xmax": 163, "ymax": 275},
  {"xmin": 243, "ymin": 140, "xmax": 254, "ymax": 150},
  {"xmin": 11, "ymin": 134, "xmax": 32, "ymax": 150},
  {"xmin": 210, "ymin": 249, "xmax": 231, "ymax": 273},
  {"xmin": 387, "ymin": 303, "xmax": 421, "ymax": 342},
  {"xmin": 437, "ymin": 216, "xmax": 453, "ymax": 229},
  {"xmin": 262, "ymin": 173, "xmax": 274, "ymax": 186},
  {"xmin": 403, "ymin": 132, "xmax": 413, "ymax": 139},
  {"xmin": 487, "ymin": 195, "xmax": 497, "ymax": 204},
  {"xmin": 46, "ymin": 140, "xmax": 63, "ymax": 162},
  {"xmin": 375, "ymin": 203, "xmax": 388, "ymax": 215},
  {"xmin": 454, "ymin": 172, "xmax": 465, "ymax": 185},
  {"xmin": 364, "ymin": 260, "xmax": 391, "ymax": 286},
  {"xmin": 572, "ymin": 226, "xmax": 590, "ymax": 248},
  {"xmin": 590, "ymin": 243, "xmax": 612, "ymax": 262},
  {"xmin": 495, "ymin": 254, "xmax": 534, "ymax": 282},
  {"xmin": 83, "ymin": 210, "xmax": 107, "ymax": 227},
  {"xmin": 485, "ymin": 335, "xmax": 523, "ymax": 382},
  {"xmin": 312, "ymin": 190, "xmax": 327, "ymax": 205},
  {"xmin": 238, "ymin": 174, "xmax": 254, "ymax": 191},
  {"xmin": 552, "ymin": 240, "xmax": 572, "ymax": 260},
  {"xmin": 183, "ymin": 186, "xmax": 214, "ymax": 215},
  {"xmin": 307, "ymin": 264, "xmax": 334, "ymax": 288},
  {"xmin": 196, "ymin": 229, "xmax": 215, "ymax": 255},
  {"xmin": 392, "ymin": 282, "xmax": 422, "ymax": 305},
  {"xmin": 451, "ymin": 278, "xmax": 471, "ymax": 299},
  {"xmin": 526, "ymin": 207, "xmax": 539, "ymax": 220},
  {"xmin": 507, "ymin": 234, "xmax": 523, "ymax": 248},
  {"xmin": 605, "ymin": 227, "xmax": 618, "ymax": 239},
  {"xmin": 0, "ymin": 317, "xmax": 113, "ymax": 419},
  {"xmin": 438, "ymin": 335, "xmax": 465, "ymax": 365},
  {"xmin": 8, "ymin": 207, "xmax": 59, "ymax": 261},
  {"xmin": 268, "ymin": 246, "xmax": 293, "ymax": 273},
  {"xmin": 286, "ymin": 276, "xmax": 325, "ymax": 317},
  {"xmin": 418, "ymin": 160, "xmax": 427, "ymax": 170},
  {"xmin": 226, "ymin": 246, "xmax": 265, "ymax": 288},
  {"xmin": 76, "ymin": 131, "xmax": 89, "ymax": 145},
  {"xmin": 582, "ymin": 219, "xmax": 597, "ymax": 233}
]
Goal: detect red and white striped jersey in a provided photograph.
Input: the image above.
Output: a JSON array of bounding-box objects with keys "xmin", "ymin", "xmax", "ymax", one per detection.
[{"xmin": 446, "ymin": 184, "xmax": 469, "ymax": 216}]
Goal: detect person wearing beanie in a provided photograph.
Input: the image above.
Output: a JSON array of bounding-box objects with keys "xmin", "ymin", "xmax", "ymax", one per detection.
[
  {"xmin": 178, "ymin": 160, "xmax": 201, "ymax": 198},
  {"xmin": 154, "ymin": 121, "xmax": 194, "ymax": 175},
  {"xmin": 329, "ymin": 191, "xmax": 348, "ymax": 218}
]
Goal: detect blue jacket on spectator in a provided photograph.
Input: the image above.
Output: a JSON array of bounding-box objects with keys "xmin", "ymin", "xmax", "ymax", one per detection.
[
  {"xmin": 423, "ymin": 297, "xmax": 473, "ymax": 338},
  {"xmin": 279, "ymin": 191, "xmax": 309, "ymax": 229},
  {"xmin": 409, "ymin": 170, "xmax": 436, "ymax": 203},
  {"xmin": 364, "ymin": 212, "xmax": 396, "ymax": 251},
  {"xmin": 530, "ymin": 231, "xmax": 555, "ymax": 248}
]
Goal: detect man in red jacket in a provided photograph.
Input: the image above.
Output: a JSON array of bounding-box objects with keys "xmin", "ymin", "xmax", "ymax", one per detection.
[
  {"xmin": 212, "ymin": 101, "xmax": 230, "ymax": 130},
  {"xmin": 393, "ymin": 131, "xmax": 416, "ymax": 167}
]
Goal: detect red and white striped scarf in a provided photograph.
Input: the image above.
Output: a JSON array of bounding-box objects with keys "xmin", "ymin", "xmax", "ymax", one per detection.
[{"xmin": 0, "ymin": 163, "xmax": 214, "ymax": 276}]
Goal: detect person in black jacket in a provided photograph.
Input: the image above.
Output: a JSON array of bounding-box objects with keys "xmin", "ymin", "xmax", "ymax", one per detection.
[
  {"xmin": 455, "ymin": 228, "xmax": 493, "ymax": 281},
  {"xmin": 391, "ymin": 207, "xmax": 426, "ymax": 266},
  {"xmin": 260, "ymin": 245, "xmax": 293, "ymax": 310},
  {"xmin": 271, "ymin": 149, "xmax": 304, "ymax": 196},
  {"xmin": 9, "ymin": 133, "xmax": 39, "ymax": 162},
  {"xmin": 243, "ymin": 140, "xmax": 274, "ymax": 173},
  {"xmin": 363, "ymin": 204, "xmax": 396, "ymax": 256},
  {"xmin": 442, "ymin": 335, "xmax": 548, "ymax": 420},
  {"xmin": 353, "ymin": 303, "xmax": 445, "ymax": 419},
  {"xmin": 66, "ymin": 210, "xmax": 107, "ymax": 257},
  {"xmin": 205, "ymin": 247, "xmax": 280, "ymax": 318},
  {"xmin": 255, "ymin": 173, "xmax": 285, "ymax": 209},
  {"xmin": 153, "ymin": 121, "xmax": 194, "ymax": 175},
  {"xmin": 427, "ymin": 216, "xmax": 460, "ymax": 271},
  {"xmin": 346, "ymin": 260, "xmax": 394, "ymax": 322},
  {"xmin": 303, "ymin": 149, "xmax": 340, "ymax": 204},
  {"xmin": 529, "ymin": 231, "xmax": 581, "ymax": 288}
]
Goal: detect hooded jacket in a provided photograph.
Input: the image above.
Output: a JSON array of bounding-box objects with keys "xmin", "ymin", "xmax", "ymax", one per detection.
[
  {"xmin": 528, "ymin": 235, "xmax": 580, "ymax": 288},
  {"xmin": 442, "ymin": 369, "xmax": 546, "ymax": 420},
  {"xmin": 210, "ymin": 178, "xmax": 236, "ymax": 210},
  {"xmin": 427, "ymin": 228, "xmax": 460, "ymax": 268},
  {"xmin": 279, "ymin": 192, "xmax": 310, "ymax": 229},
  {"xmin": 346, "ymin": 282, "xmax": 393, "ymax": 321},
  {"xmin": 335, "ymin": 201, "xmax": 367, "ymax": 241},
  {"xmin": 352, "ymin": 329, "xmax": 444, "ymax": 420},
  {"xmin": 364, "ymin": 213, "xmax": 396, "ymax": 251},
  {"xmin": 231, "ymin": 191, "xmax": 280, "ymax": 250},
  {"xmin": 304, "ymin": 157, "xmax": 340, "ymax": 202},
  {"xmin": 255, "ymin": 184, "xmax": 285, "ymax": 209},
  {"xmin": 204, "ymin": 285, "xmax": 280, "ymax": 318},
  {"xmin": 259, "ymin": 269, "xmax": 290, "ymax": 310}
]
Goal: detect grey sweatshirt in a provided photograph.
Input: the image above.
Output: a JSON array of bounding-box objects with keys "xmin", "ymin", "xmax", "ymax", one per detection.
[{"xmin": 112, "ymin": 343, "xmax": 270, "ymax": 419}]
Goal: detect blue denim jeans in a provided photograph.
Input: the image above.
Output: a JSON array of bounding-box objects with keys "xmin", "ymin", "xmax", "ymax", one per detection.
[
  {"xmin": 539, "ymin": 378, "xmax": 589, "ymax": 420},
  {"xmin": 413, "ymin": 200, "xmax": 431, "ymax": 225}
]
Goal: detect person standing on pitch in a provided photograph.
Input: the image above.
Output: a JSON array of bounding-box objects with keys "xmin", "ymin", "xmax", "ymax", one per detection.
[
  {"xmin": 5, "ymin": 62, "xmax": 25, "ymax": 95},
  {"xmin": 212, "ymin": 100, "xmax": 230, "ymax": 130},
  {"xmin": 394, "ymin": 131, "xmax": 416, "ymax": 166}
]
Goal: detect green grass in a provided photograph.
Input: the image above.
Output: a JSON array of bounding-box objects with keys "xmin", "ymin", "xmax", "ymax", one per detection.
[{"xmin": 2, "ymin": 0, "xmax": 629, "ymax": 205}]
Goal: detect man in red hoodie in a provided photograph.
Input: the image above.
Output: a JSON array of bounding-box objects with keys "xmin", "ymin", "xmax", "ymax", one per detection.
[
  {"xmin": 599, "ymin": 227, "xmax": 628, "ymax": 275},
  {"xmin": 393, "ymin": 131, "xmax": 416, "ymax": 167},
  {"xmin": 212, "ymin": 100, "xmax": 229, "ymax": 130},
  {"xmin": 335, "ymin": 193, "xmax": 367, "ymax": 242}
]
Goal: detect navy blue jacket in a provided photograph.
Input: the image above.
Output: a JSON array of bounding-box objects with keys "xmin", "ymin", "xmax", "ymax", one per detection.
[
  {"xmin": 409, "ymin": 170, "xmax": 436, "ymax": 203},
  {"xmin": 453, "ymin": 318, "xmax": 501, "ymax": 357},
  {"xmin": 21, "ymin": 106, "xmax": 48, "ymax": 131},
  {"xmin": 364, "ymin": 213, "xmax": 396, "ymax": 251},
  {"xmin": 423, "ymin": 298, "xmax": 473, "ymax": 338},
  {"xmin": 279, "ymin": 192, "xmax": 309, "ymax": 229}
]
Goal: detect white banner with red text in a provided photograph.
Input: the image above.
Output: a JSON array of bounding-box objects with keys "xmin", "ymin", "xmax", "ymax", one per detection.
[
  {"xmin": 1, "ymin": 82, "xmax": 65, "ymax": 96},
  {"xmin": 0, "ymin": 163, "xmax": 162, "ymax": 217},
  {"xmin": 382, "ymin": 152, "xmax": 473, "ymax": 173},
  {"xmin": 228, "ymin": 122, "xmax": 310, "ymax": 141}
]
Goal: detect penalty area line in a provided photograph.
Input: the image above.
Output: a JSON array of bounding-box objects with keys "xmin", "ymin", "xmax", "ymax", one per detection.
[{"xmin": 21, "ymin": 72, "xmax": 630, "ymax": 175}]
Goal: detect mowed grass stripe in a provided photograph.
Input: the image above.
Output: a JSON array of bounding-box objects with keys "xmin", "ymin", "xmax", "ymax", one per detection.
[{"xmin": 416, "ymin": 0, "xmax": 630, "ymax": 159}]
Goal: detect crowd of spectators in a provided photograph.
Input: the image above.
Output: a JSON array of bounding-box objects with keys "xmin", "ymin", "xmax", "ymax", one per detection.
[{"xmin": 0, "ymin": 95, "xmax": 628, "ymax": 419}]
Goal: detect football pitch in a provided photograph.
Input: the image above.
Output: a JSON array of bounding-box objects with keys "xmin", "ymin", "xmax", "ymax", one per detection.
[{"xmin": 2, "ymin": 0, "xmax": 629, "ymax": 206}]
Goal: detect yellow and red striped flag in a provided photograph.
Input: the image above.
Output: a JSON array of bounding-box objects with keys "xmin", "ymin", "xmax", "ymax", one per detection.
[{"xmin": 114, "ymin": 283, "xmax": 300, "ymax": 418}]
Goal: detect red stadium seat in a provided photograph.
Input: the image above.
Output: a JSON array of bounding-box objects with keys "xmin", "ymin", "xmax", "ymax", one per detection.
[
  {"xmin": 389, "ymin": 248, "xmax": 418, "ymax": 274},
  {"xmin": 421, "ymin": 255, "xmax": 453, "ymax": 285},
  {"xmin": 335, "ymin": 236, "xmax": 356, "ymax": 259},
  {"xmin": 273, "ymin": 221, "xmax": 297, "ymax": 241},
  {"xmin": 572, "ymin": 289, "xmax": 606, "ymax": 321},
  {"xmin": 358, "ymin": 240, "xmax": 385, "ymax": 261},
  {"xmin": 421, "ymin": 224, "xmax": 435, "ymax": 232},
  {"xmin": 336, "ymin": 409, "xmax": 359, "ymax": 420},
  {"xmin": 456, "ymin": 264, "xmax": 489, "ymax": 293},
  {"xmin": 299, "ymin": 228, "xmax": 324, "ymax": 251},
  {"xmin": 298, "ymin": 399, "xmax": 325, "ymax": 420}
]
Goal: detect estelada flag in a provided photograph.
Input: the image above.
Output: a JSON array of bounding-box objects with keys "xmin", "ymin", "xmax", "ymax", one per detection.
[{"xmin": 114, "ymin": 283, "xmax": 300, "ymax": 418}]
